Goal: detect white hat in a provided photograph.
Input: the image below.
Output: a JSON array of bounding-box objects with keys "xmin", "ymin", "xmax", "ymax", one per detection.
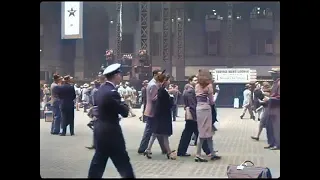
[
  {"xmin": 103, "ymin": 63, "xmax": 122, "ymax": 75},
  {"xmin": 83, "ymin": 83, "xmax": 89, "ymax": 88}
]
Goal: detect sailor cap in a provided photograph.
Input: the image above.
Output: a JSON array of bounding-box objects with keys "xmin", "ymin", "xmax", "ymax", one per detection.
[{"xmin": 103, "ymin": 63, "xmax": 122, "ymax": 75}]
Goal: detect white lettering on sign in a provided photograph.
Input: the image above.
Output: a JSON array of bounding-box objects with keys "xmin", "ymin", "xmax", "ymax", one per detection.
[{"xmin": 211, "ymin": 68, "xmax": 255, "ymax": 83}]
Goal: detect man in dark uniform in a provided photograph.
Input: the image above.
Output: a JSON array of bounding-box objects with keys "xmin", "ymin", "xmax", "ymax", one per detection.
[
  {"xmin": 57, "ymin": 75, "xmax": 76, "ymax": 136},
  {"xmin": 86, "ymin": 80, "xmax": 101, "ymax": 150},
  {"xmin": 88, "ymin": 63, "xmax": 135, "ymax": 178}
]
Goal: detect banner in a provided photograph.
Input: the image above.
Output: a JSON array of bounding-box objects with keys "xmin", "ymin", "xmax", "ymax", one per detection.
[
  {"xmin": 210, "ymin": 68, "xmax": 257, "ymax": 83},
  {"xmin": 61, "ymin": 2, "xmax": 83, "ymax": 39}
]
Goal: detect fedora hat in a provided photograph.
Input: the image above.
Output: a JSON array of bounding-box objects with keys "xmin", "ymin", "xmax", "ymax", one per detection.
[
  {"xmin": 268, "ymin": 68, "xmax": 280, "ymax": 74},
  {"xmin": 83, "ymin": 83, "xmax": 89, "ymax": 88}
]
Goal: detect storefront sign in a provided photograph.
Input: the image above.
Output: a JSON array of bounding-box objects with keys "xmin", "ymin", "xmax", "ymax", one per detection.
[
  {"xmin": 210, "ymin": 68, "xmax": 257, "ymax": 83},
  {"xmin": 61, "ymin": 2, "xmax": 83, "ymax": 39}
]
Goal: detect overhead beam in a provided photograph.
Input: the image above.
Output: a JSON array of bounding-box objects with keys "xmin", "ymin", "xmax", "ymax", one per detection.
[
  {"xmin": 139, "ymin": 2, "xmax": 151, "ymax": 65},
  {"xmin": 175, "ymin": 8, "xmax": 185, "ymax": 80},
  {"xmin": 161, "ymin": 2, "xmax": 172, "ymax": 74}
]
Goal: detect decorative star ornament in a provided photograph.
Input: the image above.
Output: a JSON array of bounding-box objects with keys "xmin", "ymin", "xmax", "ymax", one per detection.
[{"xmin": 68, "ymin": 8, "xmax": 76, "ymax": 17}]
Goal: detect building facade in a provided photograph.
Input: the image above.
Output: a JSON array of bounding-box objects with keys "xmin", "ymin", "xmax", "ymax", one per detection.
[{"xmin": 40, "ymin": 2, "xmax": 280, "ymax": 81}]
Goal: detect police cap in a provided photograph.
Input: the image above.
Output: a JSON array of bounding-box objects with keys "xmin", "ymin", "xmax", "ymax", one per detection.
[{"xmin": 103, "ymin": 63, "xmax": 122, "ymax": 76}]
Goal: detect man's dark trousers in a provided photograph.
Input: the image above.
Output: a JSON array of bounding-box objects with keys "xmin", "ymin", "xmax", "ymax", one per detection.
[
  {"xmin": 266, "ymin": 116, "xmax": 275, "ymax": 147},
  {"xmin": 138, "ymin": 116, "xmax": 166, "ymax": 153},
  {"xmin": 172, "ymin": 105, "xmax": 178, "ymax": 121},
  {"xmin": 51, "ymin": 100, "xmax": 61, "ymax": 134},
  {"xmin": 177, "ymin": 120, "xmax": 210, "ymax": 155}
]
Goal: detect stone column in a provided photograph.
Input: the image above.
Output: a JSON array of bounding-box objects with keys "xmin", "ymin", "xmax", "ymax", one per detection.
[{"xmin": 74, "ymin": 39, "xmax": 85, "ymax": 80}]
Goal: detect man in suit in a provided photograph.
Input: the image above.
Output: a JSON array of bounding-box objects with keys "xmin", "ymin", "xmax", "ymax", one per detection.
[
  {"xmin": 265, "ymin": 68, "xmax": 280, "ymax": 150},
  {"xmin": 57, "ymin": 75, "xmax": 76, "ymax": 136},
  {"xmin": 88, "ymin": 63, "xmax": 134, "ymax": 178},
  {"xmin": 139, "ymin": 80, "xmax": 148, "ymax": 122},
  {"xmin": 137, "ymin": 70, "xmax": 167, "ymax": 154},
  {"xmin": 50, "ymin": 74, "xmax": 63, "ymax": 135},
  {"xmin": 86, "ymin": 80, "xmax": 101, "ymax": 150},
  {"xmin": 177, "ymin": 76, "xmax": 211, "ymax": 156}
]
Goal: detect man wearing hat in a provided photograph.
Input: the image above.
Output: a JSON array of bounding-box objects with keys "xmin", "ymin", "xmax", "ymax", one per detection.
[
  {"xmin": 82, "ymin": 83, "xmax": 90, "ymax": 112},
  {"xmin": 50, "ymin": 74, "xmax": 63, "ymax": 135},
  {"xmin": 240, "ymin": 84, "xmax": 255, "ymax": 120},
  {"xmin": 57, "ymin": 75, "xmax": 76, "ymax": 136},
  {"xmin": 88, "ymin": 63, "xmax": 135, "ymax": 178},
  {"xmin": 265, "ymin": 68, "xmax": 280, "ymax": 150}
]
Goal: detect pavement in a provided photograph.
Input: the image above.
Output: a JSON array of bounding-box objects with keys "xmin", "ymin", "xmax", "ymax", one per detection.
[{"xmin": 40, "ymin": 107, "xmax": 280, "ymax": 178}]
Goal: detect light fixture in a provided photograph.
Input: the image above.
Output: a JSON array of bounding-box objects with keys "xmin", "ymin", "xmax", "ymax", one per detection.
[
  {"xmin": 177, "ymin": 17, "xmax": 181, "ymax": 21},
  {"xmin": 187, "ymin": 18, "xmax": 191, "ymax": 22},
  {"xmin": 228, "ymin": 15, "xmax": 232, "ymax": 19},
  {"xmin": 212, "ymin": 9, "xmax": 216, "ymax": 12},
  {"xmin": 257, "ymin": 7, "xmax": 260, "ymax": 10},
  {"xmin": 214, "ymin": 13, "xmax": 217, "ymax": 16},
  {"xmin": 220, "ymin": 16, "xmax": 223, "ymax": 20},
  {"xmin": 171, "ymin": 18, "xmax": 174, "ymax": 22},
  {"xmin": 40, "ymin": 49, "xmax": 42, "ymax": 52},
  {"xmin": 110, "ymin": 20, "xmax": 114, "ymax": 24}
]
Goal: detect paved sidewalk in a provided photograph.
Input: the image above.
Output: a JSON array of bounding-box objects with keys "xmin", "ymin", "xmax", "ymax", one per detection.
[{"xmin": 40, "ymin": 108, "xmax": 280, "ymax": 178}]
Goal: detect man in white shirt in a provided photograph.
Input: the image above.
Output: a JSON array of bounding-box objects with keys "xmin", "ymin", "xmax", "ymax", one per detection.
[
  {"xmin": 240, "ymin": 84, "xmax": 255, "ymax": 120},
  {"xmin": 118, "ymin": 82, "xmax": 136, "ymax": 117}
]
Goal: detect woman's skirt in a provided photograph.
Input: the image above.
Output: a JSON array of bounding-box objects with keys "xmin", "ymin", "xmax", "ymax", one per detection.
[{"xmin": 196, "ymin": 103, "xmax": 213, "ymax": 138}]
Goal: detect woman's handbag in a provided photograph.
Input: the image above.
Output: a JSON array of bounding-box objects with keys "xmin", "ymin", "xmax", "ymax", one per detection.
[{"xmin": 227, "ymin": 160, "xmax": 272, "ymax": 178}]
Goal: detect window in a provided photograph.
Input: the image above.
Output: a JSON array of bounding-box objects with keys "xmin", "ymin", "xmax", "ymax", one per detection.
[
  {"xmin": 250, "ymin": 30, "xmax": 273, "ymax": 55},
  {"xmin": 206, "ymin": 31, "xmax": 219, "ymax": 56},
  {"xmin": 265, "ymin": 31, "xmax": 273, "ymax": 55},
  {"xmin": 121, "ymin": 33, "xmax": 134, "ymax": 53},
  {"xmin": 151, "ymin": 32, "xmax": 161, "ymax": 56},
  {"xmin": 250, "ymin": 36, "xmax": 258, "ymax": 55}
]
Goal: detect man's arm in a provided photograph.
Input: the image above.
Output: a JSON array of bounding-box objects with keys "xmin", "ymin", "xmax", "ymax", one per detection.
[
  {"xmin": 104, "ymin": 91, "xmax": 129, "ymax": 117},
  {"xmin": 149, "ymin": 84, "xmax": 158, "ymax": 101}
]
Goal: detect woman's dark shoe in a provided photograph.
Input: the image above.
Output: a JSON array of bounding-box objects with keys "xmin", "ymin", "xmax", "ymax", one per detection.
[
  {"xmin": 210, "ymin": 155, "xmax": 221, "ymax": 160},
  {"xmin": 264, "ymin": 145, "xmax": 273, "ymax": 149},
  {"xmin": 177, "ymin": 153, "xmax": 191, "ymax": 157},
  {"xmin": 143, "ymin": 151, "xmax": 152, "ymax": 159},
  {"xmin": 251, "ymin": 136, "xmax": 259, "ymax": 141},
  {"xmin": 166, "ymin": 150, "xmax": 177, "ymax": 160},
  {"xmin": 194, "ymin": 156, "xmax": 208, "ymax": 162}
]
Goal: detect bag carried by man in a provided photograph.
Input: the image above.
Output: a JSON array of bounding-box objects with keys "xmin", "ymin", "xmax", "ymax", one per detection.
[{"xmin": 227, "ymin": 161, "xmax": 272, "ymax": 178}]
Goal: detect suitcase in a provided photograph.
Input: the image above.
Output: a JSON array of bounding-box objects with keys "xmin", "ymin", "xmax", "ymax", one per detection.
[
  {"xmin": 227, "ymin": 160, "xmax": 272, "ymax": 178},
  {"xmin": 44, "ymin": 111, "xmax": 53, "ymax": 122}
]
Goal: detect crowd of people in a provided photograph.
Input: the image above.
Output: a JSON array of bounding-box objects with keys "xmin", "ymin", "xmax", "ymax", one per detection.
[
  {"xmin": 239, "ymin": 68, "xmax": 280, "ymax": 151},
  {"xmin": 40, "ymin": 63, "xmax": 280, "ymax": 178}
]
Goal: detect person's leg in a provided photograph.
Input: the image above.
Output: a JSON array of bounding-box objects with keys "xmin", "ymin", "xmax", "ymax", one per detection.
[
  {"xmin": 137, "ymin": 117, "xmax": 152, "ymax": 153},
  {"xmin": 177, "ymin": 121, "xmax": 194, "ymax": 156}
]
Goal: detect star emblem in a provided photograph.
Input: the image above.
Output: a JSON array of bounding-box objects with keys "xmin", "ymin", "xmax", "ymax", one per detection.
[{"xmin": 68, "ymin": 8, "xmax": 76, "ymax": 17}]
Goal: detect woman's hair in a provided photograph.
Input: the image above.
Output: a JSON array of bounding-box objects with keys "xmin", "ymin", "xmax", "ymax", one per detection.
[
  {"xmin": 155, "ymin": 73, "xmax": 170, "ymax": 83},
  {"xmin": 188, "ymin": 75, "xmax": 196, "ymax": 82},
  {"xmin": 197, "ymin": 69, "xmax": 212, "ymax": 88}
]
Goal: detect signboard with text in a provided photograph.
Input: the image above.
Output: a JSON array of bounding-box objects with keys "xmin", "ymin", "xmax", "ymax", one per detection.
[
  {"xmin": 61, "ymin": 2, "xmax": 83, "ymax": 39},
  {"xmin": 210, "ymin": 68, "xmax": 257, "ymax": 83}
]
